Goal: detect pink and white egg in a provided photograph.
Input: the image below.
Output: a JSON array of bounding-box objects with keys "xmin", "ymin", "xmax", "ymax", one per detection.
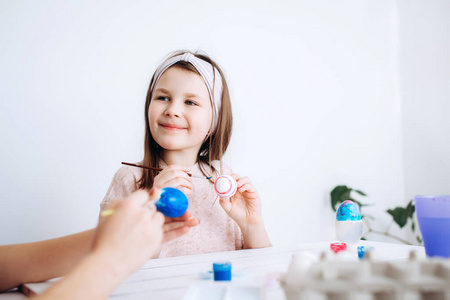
[{"xmin": 214, "ymin": 175, "xmax": 237, "ymax": 198}]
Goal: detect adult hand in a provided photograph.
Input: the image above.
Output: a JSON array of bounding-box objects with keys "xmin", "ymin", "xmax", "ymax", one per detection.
[{"xmin": 93, "ymin": 189, "xmax": 164, "ymax": 277}]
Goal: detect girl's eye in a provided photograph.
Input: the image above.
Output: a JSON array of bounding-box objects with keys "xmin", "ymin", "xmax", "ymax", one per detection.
[
  {"xmin": 157, "ymin": 96, "xmax": 169, "ymax": 101},
  {"xmin": 185, "ymin": 100, "xmax": 197, "ymax": 106}
]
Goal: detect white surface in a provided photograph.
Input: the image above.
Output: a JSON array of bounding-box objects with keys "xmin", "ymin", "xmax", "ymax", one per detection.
[
  {"xmin": 399, "ymin": 0, "xmax": 450, "ymax": 198},
  {"xmin": 18, "ymin": 241, "xmax": 425, "ymax": 300},
  {"xmin": 183, "ymin": 283, "xmax": 264, "ymax": 300},
  {"xmin": 1, "ymin": 0, "xmax": 449, "ymax": 247}
]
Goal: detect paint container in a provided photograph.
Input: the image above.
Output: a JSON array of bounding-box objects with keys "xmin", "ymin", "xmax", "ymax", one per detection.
[
  {"xmin": 330, "ymin": 243, "xmax": 347, "ymax": 254},
  {"xmin": 213, "ymin": 262, "xmax": 232, "ymax": 281},
  {"xmin": 357, "ymin": 246, "xmax": 374, "ymax": 259}
]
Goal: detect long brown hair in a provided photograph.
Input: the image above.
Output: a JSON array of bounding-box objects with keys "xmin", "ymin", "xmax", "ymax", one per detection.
[{"xmin": 138, "ymin": 50, "xmax": 233, "ymax": 189}]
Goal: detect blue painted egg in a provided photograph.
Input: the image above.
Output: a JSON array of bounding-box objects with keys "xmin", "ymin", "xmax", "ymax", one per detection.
[
  {"xmin": 336, "ymin": 200, "xmax": 361, "ymax": 221},
  {"xmin": 155, "ymin": 187, "xmax": 188, "ymax": 218}
]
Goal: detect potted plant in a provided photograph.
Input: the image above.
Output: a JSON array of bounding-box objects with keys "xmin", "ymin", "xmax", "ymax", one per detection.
[{"xmin": 330, "ymin": 185, "xmax": 422, "ymax": 245}]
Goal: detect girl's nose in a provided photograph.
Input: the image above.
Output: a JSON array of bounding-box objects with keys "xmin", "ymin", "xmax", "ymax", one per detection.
[{"xmin": 164, "ymin": 102, "xmax": 182, "ymax": 118}]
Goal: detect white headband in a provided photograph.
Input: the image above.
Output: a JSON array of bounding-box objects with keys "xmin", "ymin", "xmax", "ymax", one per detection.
[{"xmin": 149, "ymin": 52, "xmax": 223, "ymax": 133}]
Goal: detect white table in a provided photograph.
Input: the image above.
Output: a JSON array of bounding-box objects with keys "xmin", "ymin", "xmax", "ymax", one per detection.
[{"xmin": 1, "ymin": 241, "xmax": 425, "ymax": 300}]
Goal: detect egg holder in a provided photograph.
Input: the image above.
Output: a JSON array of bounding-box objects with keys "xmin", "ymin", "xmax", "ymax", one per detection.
[
  {"xmin": 335, "ymin": 220, "xmax": 363, "ymax": 244},
  {"xmin": 281, "ymin": 251, "xmax": 450, "ymax": 300}
]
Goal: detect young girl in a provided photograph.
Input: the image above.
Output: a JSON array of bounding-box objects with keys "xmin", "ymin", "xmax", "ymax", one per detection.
[{"xmin": 101, "ymin": 50, "xmax": 271, "ymax": 257}]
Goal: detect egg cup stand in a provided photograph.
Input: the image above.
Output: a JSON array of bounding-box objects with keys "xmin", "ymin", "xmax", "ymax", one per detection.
[{"xmin": 281, "ymin": 251, "xmax": 450, "ymax": 300}]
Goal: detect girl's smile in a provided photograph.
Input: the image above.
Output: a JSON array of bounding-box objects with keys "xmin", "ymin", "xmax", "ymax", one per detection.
[{"xmin": 159, "ymin": 122, "xmax": 187, "ymax": 131}]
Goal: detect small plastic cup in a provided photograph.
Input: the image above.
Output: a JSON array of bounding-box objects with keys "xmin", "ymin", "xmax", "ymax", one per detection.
[
  {"xmin": 414, "ymin": 195, "xmax": 450, "ymax": 258},
  {"xmin": 213, "ymin": 262, "xmax": 232, "ymax": 281}
]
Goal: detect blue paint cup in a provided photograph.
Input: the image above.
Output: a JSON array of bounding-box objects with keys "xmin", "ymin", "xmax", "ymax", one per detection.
[
  {"xmin": 213, "ymin": 262, "xmax": 232, "ymax": 281},
  {"xmin": 415, "ymin": 195, "xmax": 450, "ymax": 258}
]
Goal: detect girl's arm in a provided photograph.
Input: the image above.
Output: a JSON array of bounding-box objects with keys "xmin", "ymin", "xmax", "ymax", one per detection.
[
  {"xmin": 219, "ymin": 174, "xmax": 272, "ymax": 249},
  {"xmin": 239, "ymin": 220, "xmax": 272, "ymax": 249},
  {"xmin": 100, "ymin": 166, "xmax": 141, "ymax": 210},
  {"xmin": 0, "ymin": 230, "xmax": 95, "ymax": 292}
]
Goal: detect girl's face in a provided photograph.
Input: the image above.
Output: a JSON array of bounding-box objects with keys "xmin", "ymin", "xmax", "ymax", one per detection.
[{"xmin": 148, "ymin": 67, "xmax": 213, "ymax": 160}]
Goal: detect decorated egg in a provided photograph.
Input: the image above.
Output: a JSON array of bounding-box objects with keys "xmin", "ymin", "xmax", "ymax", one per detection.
[
  {"xmin": 335, "ymin": 200, "xmax": 362, "ymax": 244},
  {"xmin": 155, "ymin": 187, "xmax": 188, "ymax": 218},
  {"xmin": 336, "ymin": 200, "xmax": 361, "ymax": 221},
  {"xmin": 214, "ymin": 175, "xmax": 237, "ymax": 198}
]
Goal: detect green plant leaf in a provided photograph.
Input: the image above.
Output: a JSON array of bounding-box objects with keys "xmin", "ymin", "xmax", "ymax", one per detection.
[
  {"xmin": 405, "ymin": 199, "xmax": 415, "ymax": 220},
  {"xmin": 330, "ymin": 185, "xmax": 352, "ymax": 211},
  {"xmin": 354, "ymin": 190, "xmax": 367, "ymax": 196},
  {"xmin": 387, "ymin": 207, "xmax": 408, "ymax": 228}
]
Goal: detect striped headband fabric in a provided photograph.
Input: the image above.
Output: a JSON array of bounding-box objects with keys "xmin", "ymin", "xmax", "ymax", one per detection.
[{"xmin": 149, "ymin": 52, "xmax": 223, "ymax": 133}]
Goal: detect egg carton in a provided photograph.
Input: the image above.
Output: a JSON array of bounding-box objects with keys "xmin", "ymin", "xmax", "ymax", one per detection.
[{"xmin": 281, "ymin": 251, "xmax": 450, "ymax": 300}]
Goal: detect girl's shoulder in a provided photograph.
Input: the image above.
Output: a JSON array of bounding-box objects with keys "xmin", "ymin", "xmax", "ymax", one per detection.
[
  {"xmin": 101, "ymin": 165, "xmax": 143, "ymax": 210},
  {"xmin": 112, "ymin": 165, "xmax": 143, "ymax": 183}
]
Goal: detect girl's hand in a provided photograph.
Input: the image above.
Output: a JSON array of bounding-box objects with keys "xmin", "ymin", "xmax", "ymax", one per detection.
[
  {"xmin": 153, "ymin": 165, "xmax": 193, "ymax": 196},
  {"xmin": 162, "ymin": 210, "xmax": 200, "ymax": 243},
  {"xmin": 218, "ymin": 174, "xmax": 263, "ymax": 227},
  {"xmin": 219, "ymin": 174, "xmax": 272, "ymax": 249}
]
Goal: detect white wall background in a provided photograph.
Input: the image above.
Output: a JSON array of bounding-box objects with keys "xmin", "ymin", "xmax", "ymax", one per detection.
[
  {"xmin": 399, "ymin": 0, "xmax": 450, "ymax": 198},
  {"xmin": 1, "ymin": 0, "xmax": 448, "ymax": 246}
]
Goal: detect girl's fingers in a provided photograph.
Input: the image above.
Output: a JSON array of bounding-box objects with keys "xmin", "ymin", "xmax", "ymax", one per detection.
[
  {"xmin": 230, "ymin": 173, "xmax": 241, "ymax": 181},
  {"xmin": 178, "ymin": 187, "xmax": 193, "ymax": 196},
  {"xmin": 163, "ymin": 221, "xmax": 189, "ymax": 232},
  {"xmin": 235, "ymin": 177, "xmax": 259, "ymax": 196},
  {"xmin": 163, "ymin": 226, "xmax": 191, "ymax": 243},
  {"xmin": 159, "ymin": 173, "xmax": 191, "ymax": 185},
  {"xmin": 237, "ymin": 182, "xmax": 256, "ymax": 194},
  {"xmin": 163, "ymin": 219, "xmax": 200, "ymax": 232},
  {"xmin": 157, "ymin": 167, "xmax": 192, "ymax": 181},
  {"xmin": 165, "ymin": 211, "xmax": 191, "ymax": 222},
  {"xmin": 160, "ymin": 177, "xmax": 192, "ymax": 190},
  {"xmin": 154, "ymin": 170, "xmax": 191, "ymax": 188},
  {"xmin": 162, "ymin": 178, "xmax": 193, "ymax": 196},
  {"xmin": 235, "ymin": 176, "xmax": 250, "ymax": 188},
  {"xmin": 219, "ymin": 197, "xmax": 232, "ymax": 214},
  {"xmin": 184, "ymin": 218, "xmax": 200, "ymax": 227}
]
